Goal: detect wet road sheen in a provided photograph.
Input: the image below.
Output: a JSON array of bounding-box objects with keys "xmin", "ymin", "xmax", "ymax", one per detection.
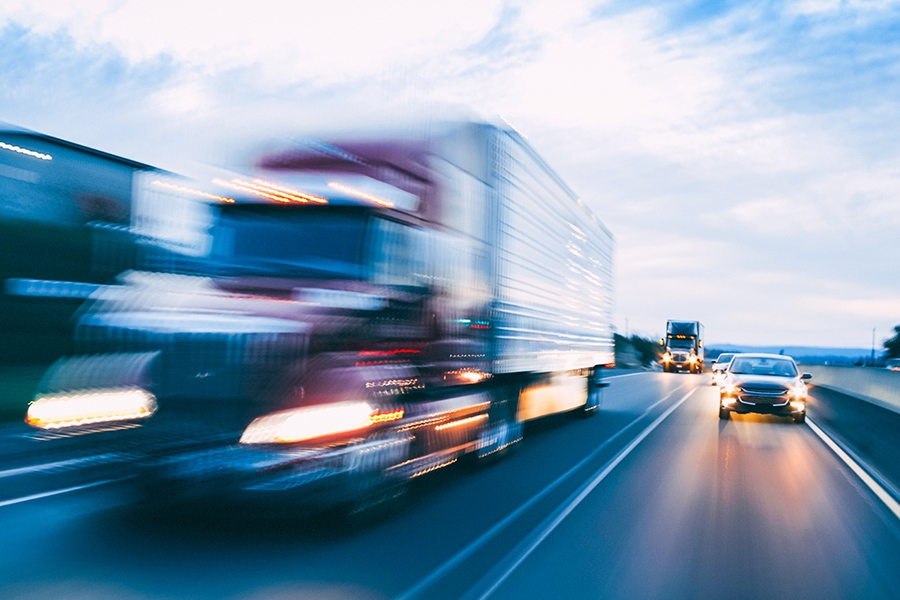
[{"xmin": 1, "ymin": 373, "xmax": 899, "ymax": 599}]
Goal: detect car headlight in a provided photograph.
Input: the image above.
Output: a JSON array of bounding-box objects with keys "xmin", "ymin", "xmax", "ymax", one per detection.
[
  {"xmin": 26, "ymin": 388, "xmax": 157, "ymax": 430},
  {"xmin": 721, "ymin": 383, "xmax": 738, "ymax": 396},
  {"xmin": 790, "ymin": 400, "xmax": 806, "ymax": 411},
  {"xmin": 788, "ymin": 385, "xmax": 808, "ymax": 400},
  {"xmin": 240, "ymin": 401, "xmax": 404, "ymax": 445}
]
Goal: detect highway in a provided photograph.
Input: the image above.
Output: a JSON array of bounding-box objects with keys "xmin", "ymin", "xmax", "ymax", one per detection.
[{"xmin": 1, "ymin": 373, "xmax": 899, "ymax": 599}]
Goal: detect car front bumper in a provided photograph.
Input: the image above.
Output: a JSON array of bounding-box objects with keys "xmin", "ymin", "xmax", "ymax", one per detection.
[{"xmin": 721, "ymin": 396, "xmax": 806, "ymax": 417}]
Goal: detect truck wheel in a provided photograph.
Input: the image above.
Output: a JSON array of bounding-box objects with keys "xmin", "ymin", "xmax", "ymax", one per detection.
[{"xmin": 580, "ymin": 374, "xmax": 604, "ymax": 418}]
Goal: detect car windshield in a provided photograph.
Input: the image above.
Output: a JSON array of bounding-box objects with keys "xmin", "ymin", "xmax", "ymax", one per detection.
[
  {"xmin": 716, "ymin": 353, "xmax": 735, "ymax": 363},
  {"xmin": 729, "ymin": 357, "xmax": 797, "ymax": 377}
]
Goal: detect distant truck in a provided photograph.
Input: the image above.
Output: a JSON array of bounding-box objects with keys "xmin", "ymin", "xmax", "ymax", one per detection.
[
  {"xmin": 660, "ymin": 320, "xmax": 704, "ymax": 373},
  {"xmin": 25, "ymin": 119, "xmax": 615, "ymax": 512}
]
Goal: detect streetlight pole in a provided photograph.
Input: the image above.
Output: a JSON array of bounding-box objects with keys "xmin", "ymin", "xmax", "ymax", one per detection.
[{"xmin": 871, "ymin": 327, "xmax": 876, "ymax": 366}]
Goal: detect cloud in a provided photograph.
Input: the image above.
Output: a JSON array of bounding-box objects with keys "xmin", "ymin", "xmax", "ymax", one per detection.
[{"xmin": 2, "ymin": 1, "xmax": 899, "ymax": 346}]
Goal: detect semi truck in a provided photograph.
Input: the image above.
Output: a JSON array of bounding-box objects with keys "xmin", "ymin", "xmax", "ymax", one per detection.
[
  {"xmin": 660, "ymin": 320, "xmax": 704, "ymax": 373},
  {"xmin": 25, "ymin": 120, "xmax": 615, "ymax": 511}
]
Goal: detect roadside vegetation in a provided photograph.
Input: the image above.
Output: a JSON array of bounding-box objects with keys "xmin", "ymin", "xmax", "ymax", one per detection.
[
  {"xmin": 614, "ymin": 333, "xmax": 662, "ymax": 368},
  {"xmin": 884, "ymin": 325, "xmax": 900, "ymax": 359}
]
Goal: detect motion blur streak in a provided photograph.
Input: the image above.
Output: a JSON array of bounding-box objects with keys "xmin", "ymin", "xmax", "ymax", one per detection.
[
  {"xmin": 0, "ymin": 479, "xmax": 118, "ymax": 508},
  {"xmin": 150, "ymin": 180, "xmax": 234, "ymax": 203},
  {"xmin": 434, "ymin": 414, "xmax": 488, "ymax": 431},
  {"xmin": 213, "ymin": 177, "xmax": 327, "ymax": 204},
  {"xmin": 239, "ymin": 402, "xmax": 376, "ymax": 444},
  {"xmin": 25, "ymin": 389, "xmax": 157, "ymax": 429},
  {"xmin": 806, "ymin": 417, "xmax": 900, "ymax": 522},
  {"xmin": 0, "ymin": 140, "xmax": 52, "ymax": 160},
  {"xmin": 470, "ymin": 388, "xmax": 697, "ymax": 600},
  {"xmin": 328, "ymin": 181, "xmax": 395, "ymax": 207},
  {"xmin": 253, "ymin": 178, "xmax": 328, "ymax": 204}
]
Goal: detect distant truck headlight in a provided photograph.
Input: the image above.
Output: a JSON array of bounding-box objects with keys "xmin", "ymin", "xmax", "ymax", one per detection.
[
  {"xmin": 26, "ymin": 388, "xmax": 157, "ymax": 429},
  {"xmin": 240, "ymin": 402, "xmax": 404, "ymax": 445}
]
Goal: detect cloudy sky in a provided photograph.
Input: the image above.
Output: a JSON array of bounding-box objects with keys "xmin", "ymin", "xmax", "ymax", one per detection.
[{"xmin": 2, "ymin": 0, "xmax": 899, "ymax": 348}]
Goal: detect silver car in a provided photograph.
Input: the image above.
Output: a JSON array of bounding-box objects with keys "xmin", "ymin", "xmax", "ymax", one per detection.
[{"xmin": 710, "ymin": 353, "xmax": 736, "ymax": 386}]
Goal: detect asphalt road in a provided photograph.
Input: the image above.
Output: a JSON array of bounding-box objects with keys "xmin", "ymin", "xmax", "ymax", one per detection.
[{"xmin": 1, "ymin": 373, "xmax": 899, "ymax": 599}]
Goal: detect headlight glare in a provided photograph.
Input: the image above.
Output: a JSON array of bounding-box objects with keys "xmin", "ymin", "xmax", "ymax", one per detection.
[
  {"xmin": 26, "ymin": 388, "xmax": 157, "ymax": 430},
  {"xmin": 240, "ymin": 402, "xmax": 403, "ymax": 445},
  {"xmin": 788, "ymin": 385, "xmax": 808, "ymax": 400}
]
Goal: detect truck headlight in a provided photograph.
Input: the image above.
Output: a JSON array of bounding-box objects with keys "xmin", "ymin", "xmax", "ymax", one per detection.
[
  {"xmin": 240, "ymin": 402, "xmax": 404, "ymax": 445},
  {"xmin": 26, "ymin": 388, "xmax": 157, "ymax": 430}
]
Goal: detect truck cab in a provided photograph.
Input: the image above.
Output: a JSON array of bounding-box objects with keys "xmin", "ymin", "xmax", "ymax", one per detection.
[{"xmin": 661, "ymin": 320, "xmax": 704, "ymax": 373}]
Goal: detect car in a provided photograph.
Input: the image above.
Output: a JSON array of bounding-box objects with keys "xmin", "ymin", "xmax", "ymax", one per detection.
[
  {"xmin": 718, "ymin": 353, "xmax": 811, "ymax": 423},
  {"xmin": 885, "ymin": 358, "xmax": 900, "ymax": 371},
  {"xmin": 710, "ymin": 353, "xmax": 736, "ymax": 386}
]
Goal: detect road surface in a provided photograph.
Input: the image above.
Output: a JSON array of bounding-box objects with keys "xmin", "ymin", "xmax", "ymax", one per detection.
[{"xmin": 0, "ymin": 373, "xmax": 898, "ymax": 599}]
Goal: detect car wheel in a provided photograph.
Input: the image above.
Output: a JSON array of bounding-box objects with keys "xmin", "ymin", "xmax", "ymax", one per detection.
[
  {"xmin": 793, "ymin": 413, "xmax": 806, "ymax": 424},
  {"xmin": 718, "ymin": 405, "xmax": 730, "ymax": 420}
]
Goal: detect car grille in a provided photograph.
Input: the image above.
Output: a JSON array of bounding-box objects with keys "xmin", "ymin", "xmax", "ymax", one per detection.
[{"xmin": 738, "ymin": 386, "xmax": 788, "ymax": 405}]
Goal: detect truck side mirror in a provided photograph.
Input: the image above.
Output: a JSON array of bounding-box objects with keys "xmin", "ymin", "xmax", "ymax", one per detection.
[
  {"xmin": 698, "ymin": 340, "xmax": 702, "ymax": 348},
  {"xmin": 659, "ymin": 338, "xmax": 664, "ymax": 346}
]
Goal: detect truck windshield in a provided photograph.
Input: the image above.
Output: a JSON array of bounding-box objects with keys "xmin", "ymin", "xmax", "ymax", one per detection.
[
  {"xmin": 668, "ymin": 338, "xmax": 694, "ymax": 348},
  {"xmin": 209, "ymin": 207, "xmax": 370, "ymax": 279}
]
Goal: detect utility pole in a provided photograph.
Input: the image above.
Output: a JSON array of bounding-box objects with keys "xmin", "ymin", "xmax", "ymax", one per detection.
[{"xmin": 871, "ymin": 327, "xmax": 876, "ymax": 366}]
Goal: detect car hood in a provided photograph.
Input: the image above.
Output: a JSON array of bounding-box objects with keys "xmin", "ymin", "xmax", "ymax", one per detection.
[{"xmin": 727, "ymin": 374, "xmax": 797, "ymax": 390}]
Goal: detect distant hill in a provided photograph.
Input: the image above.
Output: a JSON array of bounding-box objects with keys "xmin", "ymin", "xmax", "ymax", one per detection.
[{"xmin": 708, "ymin": 345, "xmax": 872, "ymax": 365}]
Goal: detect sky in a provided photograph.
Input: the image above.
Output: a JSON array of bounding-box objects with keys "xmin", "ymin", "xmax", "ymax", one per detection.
[{"xmin": 1, "ymin": 0, "xmax": 899, "ymax": 349}]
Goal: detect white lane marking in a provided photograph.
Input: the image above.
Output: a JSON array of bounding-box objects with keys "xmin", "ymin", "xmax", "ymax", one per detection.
[
  {"xmin": 604, "ymin": 371, "xmax": 656, "ymax": 380},
  {"xmin": 397, "ymin": 381, "xmax": 694, "ymax": 600},
  {"xmin": 806, "ymin": 417, "xmax": 900, "ymax": 522},
  {"xmin": 0, "ymin": 454, "xmax": 120, "ymax": 479},
  {"xmin": 475, "ymin": 387, "xmax": 697, "ymax": 600},
  {"xmin": 0, "ymin": 479, "xmax": 118, "ymax": 508}
]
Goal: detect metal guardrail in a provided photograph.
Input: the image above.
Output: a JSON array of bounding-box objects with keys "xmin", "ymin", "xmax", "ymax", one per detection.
[{"xmin": 800, "ymin": 364, "xmax": 900, "ymax": 414}]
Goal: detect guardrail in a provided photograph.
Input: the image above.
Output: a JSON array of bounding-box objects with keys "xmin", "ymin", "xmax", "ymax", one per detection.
[{"xmin": 800, "ymin": 365, "xmax": 900, "ymax": 414}]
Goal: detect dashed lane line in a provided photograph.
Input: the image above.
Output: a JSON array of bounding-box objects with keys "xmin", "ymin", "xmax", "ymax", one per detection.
[
  {"xmin": 397, "ymin": 381, "xmax": 696, "ymax": 600},
  {"xmin": 471, "ymin": 386, "xmax": 697, "ymax": 600}
]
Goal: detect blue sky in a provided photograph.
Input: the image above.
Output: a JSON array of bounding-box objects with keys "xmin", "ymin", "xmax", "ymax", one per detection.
[{"xmin": 1, "ymin": 0, "xmax": 899, "ymax": 348}]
